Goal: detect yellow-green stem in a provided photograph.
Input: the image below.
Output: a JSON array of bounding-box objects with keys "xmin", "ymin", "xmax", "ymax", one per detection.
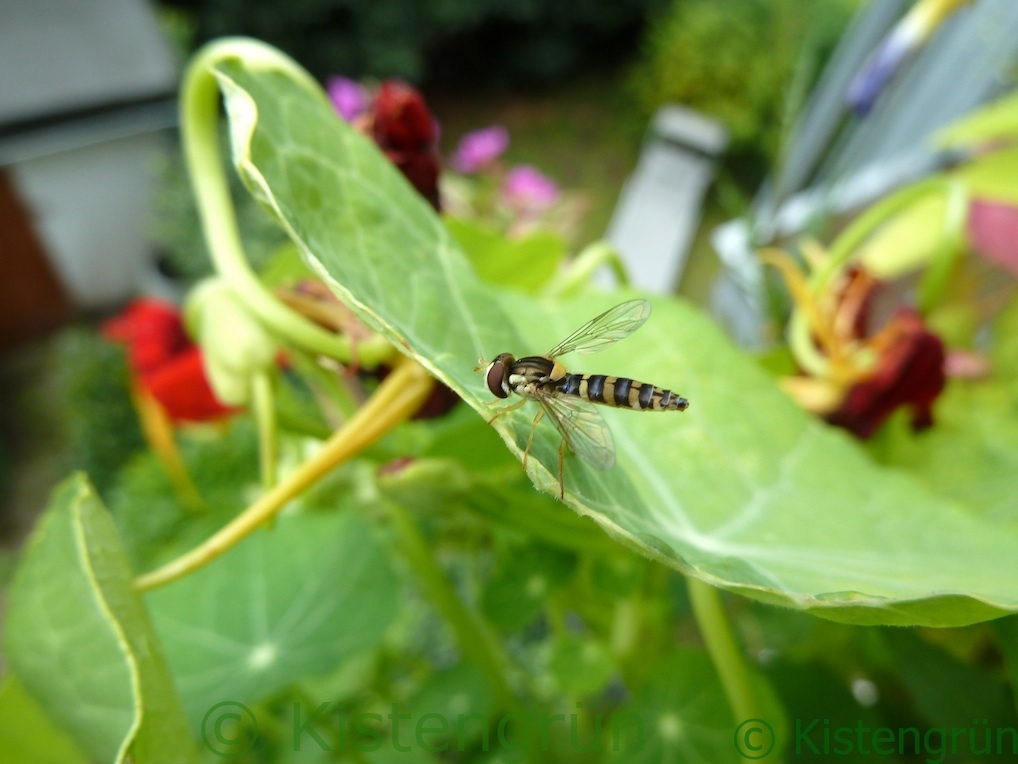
[
  {"xmin": 135, "ymin": 358, "xmax": 433, "ymax": 591},
  {"xmin": 687, "ymin": 577, "xmax": 760, "ymax": 723}
]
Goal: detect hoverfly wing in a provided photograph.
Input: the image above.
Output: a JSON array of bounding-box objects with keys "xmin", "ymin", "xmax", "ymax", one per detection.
[
  {"xmin": 545, "ymin": 299, "xmax": 650, "ymax": 359},
  {"xmin": 537, "ymin": 392, "xmax": 616, "ymax": 470}
]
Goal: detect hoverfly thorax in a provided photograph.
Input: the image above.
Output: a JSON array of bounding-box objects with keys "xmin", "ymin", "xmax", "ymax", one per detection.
[{"xmin": 484, "ymin": 353, "xmax": 515, "ymax": 399}]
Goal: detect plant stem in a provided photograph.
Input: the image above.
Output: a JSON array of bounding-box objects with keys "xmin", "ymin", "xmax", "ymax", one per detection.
[
  {"xmin": 135, "ymin": 358, "xmax": 434, "ymax": 591},
  {"xmin": 687, "ymin": 577, "xmax": 759, "ymax": 723},
  {"xmin": 130, "ymin": 385, "xmax": 204, "ymax": 513},
  {"xmin": 542, "ymin": 240, "xmax": 630, "ymax": 299},
  {"xmin": 180, "ymin": 38, "xmax": 391, "ymax": 367},
  {"xmin": 382, "ymin": 499, "xmax": 516, "ymax": 711},
  {"xmin": 917, "ymin": 179, "xmax": 967, "ymax": 312}
]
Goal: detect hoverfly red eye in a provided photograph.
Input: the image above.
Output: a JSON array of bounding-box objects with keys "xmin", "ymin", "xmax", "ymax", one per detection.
[{"xmin": 485, "ymin": 357, "xmax": 511, "ymax": 399}]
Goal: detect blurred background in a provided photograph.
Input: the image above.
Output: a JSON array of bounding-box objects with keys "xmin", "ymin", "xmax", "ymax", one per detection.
[{"xmin": 1, "ymin": 0, "xmax": 1015, "ymax": 549}]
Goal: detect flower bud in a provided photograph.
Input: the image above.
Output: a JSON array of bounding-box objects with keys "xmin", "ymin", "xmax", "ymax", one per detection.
[{"xmin": 186, "ymin": 279, "xmax": 277, "ymax": 406}]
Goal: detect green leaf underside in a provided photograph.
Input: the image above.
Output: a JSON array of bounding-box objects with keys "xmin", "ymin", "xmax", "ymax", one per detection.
[
  {"xmin": 0, "ymin": 675, "xmax": 89, "ymax": 764},
  {"xmin": 5, "ymin": 474, "xmax": 196, "ymax": 763},
  {"xmin": 212, "ymin": 52, "xmax": 1018, "ymax": 626},
  {"xmin": 145, "ymin": 510, "xmax": 398, "ymax": 730}
]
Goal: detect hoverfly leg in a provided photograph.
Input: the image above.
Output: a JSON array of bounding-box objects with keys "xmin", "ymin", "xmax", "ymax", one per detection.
[
  {"xmin": 486, "ymin": 397, "xmax": 526, "ymax": 424},
  {"xmin": 522, "ymin": 407, "xmax": 545, "ymax": 469}
]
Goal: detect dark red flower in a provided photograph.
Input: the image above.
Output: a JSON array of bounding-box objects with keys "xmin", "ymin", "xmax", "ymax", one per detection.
[
  {"xmin": 765, "ymin": 250, "xmax": 949, "ymax": 440},
  {"xmin": 369, "ymin": 81, "xmax": 442, "ymax": 211},
  {"xmin": 102, "ymin": 299, "xmax": 235, "ymax": 422},
  {"xmin": 825, "ymin": 308, "xmax": 946, "ymax": 439}
]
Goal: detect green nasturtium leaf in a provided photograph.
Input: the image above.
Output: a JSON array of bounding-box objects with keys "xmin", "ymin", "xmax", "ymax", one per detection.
[
  {"xmin": 5, "ymin": 474, "xmax": 197, "ymax": 764},
  {"xmin": 483, "ymin": 542, "xmax": 576, "ymax": 632},
  {"xmin": 956, "ymin": 146, "xmax": 1018, "ymax": 206},
  {"xmin": 879, "ymin": 383, "xmax": 1018, "ymax": 526},
  {"xmin": 543, "ymin": 635, "xmax": 616, "ymax": 698},
  {"xmin": 881, "ymin": 629, "xmax": 1018, "ymax": 734},
  {"xmin": 857, "ymin": 194, "xmax": 948, "ymax": 278},
  {"xmin": 0, "ymin": 675, "xmax": 89, "ymax": 764},
  {"xmin": 408, "ymin": 664, "xmax": 494, "ymax": 744},
  {"xmin": 208, "ymin": 42, "xmax": 1018, "ymax": 626},
  {"xmin": 445, "ymin": 217, "xmax": 567, "ymax": 294},
  {"xmin": 145, "ymin": 510, "xmax": 398, "ymax": 730},
  {"xmin": 936, "ymin": 90, "xmax": 1018, "ymax": 149},
  {"xmin": 607, "ymin": 650, "xmax": 737, "ymax": 763}
]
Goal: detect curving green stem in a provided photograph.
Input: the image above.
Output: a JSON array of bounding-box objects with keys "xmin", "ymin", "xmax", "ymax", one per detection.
[
  {"xmin": 817, "ymin": 176, "xmax": 950, "ymax": 290},
  {"xmin": 180, "ymin": 38, "xmax": 391, "ymax": 367},
  {"xmin": 687, "ymin": 577, "xmax": 760, "ymax": 724},
  {"xmin": 787, "ymin": 176, "xmax": 954, "ymax": 376},
  {"xmin": 917, "ymin": 179, "xmax": 968, "ymax": 312},
  {"xmin": 135, "ymin": 358, "xmax": 434, "ymax": 591},
  {"xmin": 542, "ymin": 240, "xmax": 631, "ymax": 299}
]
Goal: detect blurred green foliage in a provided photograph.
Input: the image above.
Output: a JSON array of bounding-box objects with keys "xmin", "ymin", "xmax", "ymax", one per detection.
[
  {"xmin": 162, "ymin": 0, "xmax": 667, "ymax": 86},
  {"xmin": 628, "ymin": 0, "xmax": 858, "ymax": 188},
  {"xmin": 55, "ymin": 329, "xmax": 145, "ymax": 496},
  {"xmin": 152, "ymin": 147, "xmax": 288, "ymax": 285}
]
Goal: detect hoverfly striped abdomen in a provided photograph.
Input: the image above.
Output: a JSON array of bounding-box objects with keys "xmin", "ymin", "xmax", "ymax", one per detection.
[{"xmin": 556, "ymin": 373, "xmax": 689, "ymax": 412}]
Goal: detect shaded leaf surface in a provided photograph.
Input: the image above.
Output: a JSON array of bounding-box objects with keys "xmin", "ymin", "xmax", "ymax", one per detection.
[
  {"xmin": 145, "ymin": 510, "xmax": 398, "ymax": 730},
  {"xmin": 209, "ymin": 47, "xmax": 1018, "ymax": 626},
  {"xmin": 607, "ymin": 650, "xmax": 736, "ymax": 763}
]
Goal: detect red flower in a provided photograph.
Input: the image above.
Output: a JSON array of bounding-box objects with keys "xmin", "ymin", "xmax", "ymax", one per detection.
[
  {"xmin": 102, "ymin": 299, "xmax": 234, "ymax": 422},
  {"xmin": 369, "ymin": 81, "xmax": 442, "ymax": 211},
  {"xmin": 825, "ymin": 308, "xmax": 946, "ymax": 439}
]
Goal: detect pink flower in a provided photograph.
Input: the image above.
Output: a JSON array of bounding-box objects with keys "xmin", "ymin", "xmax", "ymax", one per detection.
[
  {"xmin": 967, "ymin": 199, "xmax": 1018, "ymax": 278},
  {"xmin": 327, "ymin": 76, "xmax": 368, "ymax": 122},
  {"xmin": 451, "ymin": 126, "xmax": 509, "ymax": 173},
  {"xmin": 501, "ymin": 165, "xmax": 559, "ymax": 211}
]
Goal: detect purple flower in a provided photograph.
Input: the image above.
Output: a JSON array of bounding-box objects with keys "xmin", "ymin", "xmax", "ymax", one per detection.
[
  {"xmin": 451, "ymin": 126, "xmax": 509, "ymax": 174},
  {"xmin": 845, "ymin": 26, "xmax": 913, "ymax": 116},
  {"xmin": 327, "ymin": 76, "xmax": 367, "ymax": 122},
  {"xmin": 846, "ymin": 0, "xmax": 973, "ymax": 116},
  {"xmin": 502, "ymin": 165, "xmax": 559, "ymax": 210}
]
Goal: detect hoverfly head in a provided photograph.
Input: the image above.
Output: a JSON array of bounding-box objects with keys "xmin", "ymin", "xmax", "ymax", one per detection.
[{"xmin": 483, "ymin": 353, "xmax": 514, "ymax": 399}]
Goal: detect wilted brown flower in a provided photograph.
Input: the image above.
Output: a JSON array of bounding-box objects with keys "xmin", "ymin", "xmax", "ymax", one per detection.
[{"xmin": 763, "ymin": 248, "xmax": 947, "ymax": 439}]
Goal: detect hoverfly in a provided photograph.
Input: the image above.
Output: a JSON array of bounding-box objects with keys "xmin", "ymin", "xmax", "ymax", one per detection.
[{"xmin": 476, "ymin": 299, "xmax": 689, "ymax": 498}]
